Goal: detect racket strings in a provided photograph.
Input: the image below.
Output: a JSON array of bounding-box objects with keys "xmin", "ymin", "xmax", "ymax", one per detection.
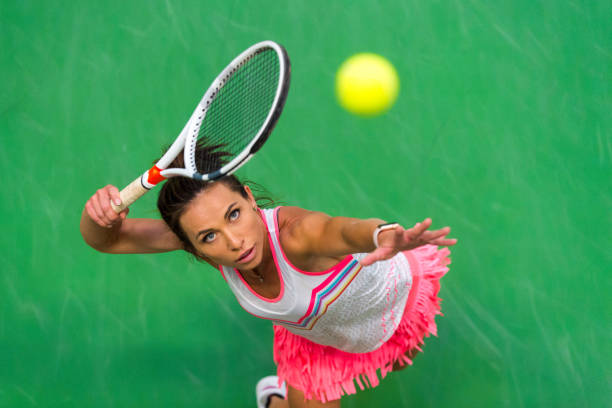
[
  {"xmin": 195, "ymin": 48, "xmax": 280, "ymax": 173},
  {"xmin": 193, "ymin": 140, "xmax": 233, "ymax": 174},
  {"xmin": 165, "ymin": 141, "xmax": 232, "ymax": 175}
]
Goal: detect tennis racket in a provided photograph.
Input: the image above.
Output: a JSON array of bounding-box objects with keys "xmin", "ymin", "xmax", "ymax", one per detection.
[{"xmin": 111, "ymin": 40, "xmax": 290, "ymax": 212}]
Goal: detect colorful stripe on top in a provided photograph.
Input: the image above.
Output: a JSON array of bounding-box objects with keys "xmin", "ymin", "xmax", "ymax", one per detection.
[{"xmin": 274, "ymin": 258, "xmax": 363, "ymax": 330}]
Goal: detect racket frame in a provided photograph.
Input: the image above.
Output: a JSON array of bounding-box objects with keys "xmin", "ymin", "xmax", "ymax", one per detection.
[{"xmin": 111, "ymin": 40, "xmax": 290, "ymax": 212}]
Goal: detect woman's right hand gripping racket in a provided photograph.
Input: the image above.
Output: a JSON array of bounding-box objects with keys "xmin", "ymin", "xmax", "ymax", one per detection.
[{"xmin": 110, "ymin": 40, "xmax": 291, "ymax": 212}]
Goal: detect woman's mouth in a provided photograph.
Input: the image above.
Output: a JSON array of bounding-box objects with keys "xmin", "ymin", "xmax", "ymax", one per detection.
[{"xmin": 236, "ymin": 246, "xmax": 255, "ymax": 264}]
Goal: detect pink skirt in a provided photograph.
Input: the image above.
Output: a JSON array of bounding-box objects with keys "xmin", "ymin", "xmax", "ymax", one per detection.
[{"xmin": 272, "ymin": 245, "xmax": 451, "ymax": 402}]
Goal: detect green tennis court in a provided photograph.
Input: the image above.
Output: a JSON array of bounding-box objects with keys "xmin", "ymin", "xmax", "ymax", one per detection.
[{"xmin": 1, "ymin": 1, "xmax": 610, "ymax": 406}]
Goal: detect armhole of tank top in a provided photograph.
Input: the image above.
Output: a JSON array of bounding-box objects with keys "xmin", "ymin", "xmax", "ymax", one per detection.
[{"xmin": 272, "ymin": 207, "xmax": 354, "ymax": 276}]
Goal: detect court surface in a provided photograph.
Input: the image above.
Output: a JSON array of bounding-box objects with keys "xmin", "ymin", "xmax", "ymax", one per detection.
[{"xmin": 1, "ymin": 1, "xmax": 610, "ymax": 406}]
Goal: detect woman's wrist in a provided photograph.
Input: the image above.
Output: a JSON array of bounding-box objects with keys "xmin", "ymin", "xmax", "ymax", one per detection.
[{"xmin": 372, "ymin": 223, "xmax": 400, "ymax": 248}]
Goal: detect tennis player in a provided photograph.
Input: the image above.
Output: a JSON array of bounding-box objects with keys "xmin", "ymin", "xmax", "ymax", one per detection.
[{"xmin": 81, "ymin": 150, "xmax": 456, "ymax": 408}]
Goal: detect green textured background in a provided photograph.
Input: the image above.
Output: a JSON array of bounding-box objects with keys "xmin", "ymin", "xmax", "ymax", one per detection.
[{"xmin": 1, "ymin": 1, "xmax": 610, "ymax": 407}]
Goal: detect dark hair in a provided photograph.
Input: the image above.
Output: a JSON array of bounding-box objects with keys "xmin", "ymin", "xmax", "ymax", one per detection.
[{"xmin": 157, "ymin": 143, "xmax": 274, "ymax": 261}]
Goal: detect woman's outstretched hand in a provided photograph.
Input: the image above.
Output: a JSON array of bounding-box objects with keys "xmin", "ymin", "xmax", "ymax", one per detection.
[{"xmin": 360, "ymin": 218, "xmax": 457, "ymax": 266}]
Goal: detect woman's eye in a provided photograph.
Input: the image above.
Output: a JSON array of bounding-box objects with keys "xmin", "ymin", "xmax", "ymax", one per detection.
[
  {"xmin": 203, "ymin": 232, "xmax": 216, "ymax": 243},
  {"xmin": 229, "ymin": 209, "xmax": 240, "ymax": 221}
]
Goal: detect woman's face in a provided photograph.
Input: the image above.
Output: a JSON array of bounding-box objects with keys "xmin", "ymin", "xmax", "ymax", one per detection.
[{"xmin": 179, "ymin": 182, "xmax": 268, "ymax": 269}]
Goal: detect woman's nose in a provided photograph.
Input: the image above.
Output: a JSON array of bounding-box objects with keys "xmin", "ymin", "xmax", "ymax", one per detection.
[{"xmin": 226, "ymin": 231, "xmax": 243, "ymax": 250}]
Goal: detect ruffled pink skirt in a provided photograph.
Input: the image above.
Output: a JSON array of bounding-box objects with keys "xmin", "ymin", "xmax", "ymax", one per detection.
[{"xmin": 273, "ymin": 245, "xmax": 451, "ymax": 402}]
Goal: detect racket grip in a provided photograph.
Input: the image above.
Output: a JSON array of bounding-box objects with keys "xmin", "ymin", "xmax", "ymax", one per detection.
[{"xmin": 110, "ymin": 176, "xmax": 149, "ymax": 213}]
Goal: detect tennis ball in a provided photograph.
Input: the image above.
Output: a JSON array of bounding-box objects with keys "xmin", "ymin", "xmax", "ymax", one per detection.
[{"xmin": 335, "ymin": 53, "xmax": 399, "ymax": 116}]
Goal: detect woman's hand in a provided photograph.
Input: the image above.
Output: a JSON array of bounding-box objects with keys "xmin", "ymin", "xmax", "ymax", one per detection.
[
  {"xmin": 360, "ymin": 218, "xmax": 457, "ymax": 266},
  {"xmin": 84, "ymin": 185, "xmax": 129, "ymax": 228},
  {"xmin": 81, "ymin": 185, "xmax": 182, "ymax": 254}
]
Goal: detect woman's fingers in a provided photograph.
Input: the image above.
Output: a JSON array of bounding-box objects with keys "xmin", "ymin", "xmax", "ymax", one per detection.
[
  {"xmin": 107, "ymin": 185, "xmax": 122, "ymax": 208},
  {"xmin": 416, "ymin": 218, "xmax": 432, "ymax": 234},
  {"xmin": 119, "ymin": 207, "xmax": 129, "ymax": 220},
  {"xmin": 401, "ymin": 220, "xmax": 458, "ymax": 249},
  {"xmin": 430, "ymin": 237, "xmax": 458, "ymax": 246},
  {"xmin": 403, "ymin": 218, "xmax": 432, "ymax": 242},
  {"xmin": 421, "ymin": 226, "xmax": 450, "ymax": 241},
  {"xmin": 85, "ymin": 200, "xmax": 104, "ymax": 227},
  {"xmin": 86, "ymin": 185, "xmax": 124, "ymax": 228},
  {"xmin": 90, "ymin": 191, "xmax": 111, "ymax": 226},
  {"xmin": 420, "ymin": 225, "xmax": 457, "ymax": 247},
  {"xmin": 361, "ymin": 246, "xmax": 396, "ymax": 266},
  {"xmin": 106, "ymin": 185, "xmax": 130, "ymax": 220},
  {"xmin": 98, "ymin": 188, "xmax": 120, "ymax": 226}
]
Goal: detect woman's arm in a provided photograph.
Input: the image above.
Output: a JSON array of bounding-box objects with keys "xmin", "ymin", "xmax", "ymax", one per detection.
[
  {"xmin": 80, "ymin": 185, "xmax": 182, "ymax": 254},
  {"xmin": 285, "ymin": 208, "xmax": 456, "ymax": 266}
]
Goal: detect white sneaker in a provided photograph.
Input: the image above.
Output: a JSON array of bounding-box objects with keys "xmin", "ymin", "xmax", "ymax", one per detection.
[{"xmin": 255, "ymin": 376, "xmax": 287, "ymax": 408}]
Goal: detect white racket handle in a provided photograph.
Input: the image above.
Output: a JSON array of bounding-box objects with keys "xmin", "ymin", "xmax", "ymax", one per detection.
[{"xmin": 110, "ymin": 176, "xmax": 149, "ymax": 213}]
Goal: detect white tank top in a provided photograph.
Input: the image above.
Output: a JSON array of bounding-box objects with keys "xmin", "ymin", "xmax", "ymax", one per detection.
[{"xmin": 219, "ymin": 207, "xmax": 413, "ymax": 353}]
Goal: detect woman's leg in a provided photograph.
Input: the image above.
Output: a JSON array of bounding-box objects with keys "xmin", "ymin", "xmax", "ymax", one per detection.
[
  {"xmin": 269, "ymin": 385, "xmax": 341, "ymax": 408},
  {"xmin": 392, "ymin": 346, "xmax": 422, "ymax": 372}
]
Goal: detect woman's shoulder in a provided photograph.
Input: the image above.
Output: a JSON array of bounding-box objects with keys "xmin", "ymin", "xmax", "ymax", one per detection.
[
  {"xmin": 276, "ymin": 206, "xmax": 330, "ymax": 248},
  {"xmin": 274, "ymin": 206, "xmax": 344, "ymax": 270},
  {"xmin": 276, "ymin": 206, "xmax": 312, "ymax": 233}
]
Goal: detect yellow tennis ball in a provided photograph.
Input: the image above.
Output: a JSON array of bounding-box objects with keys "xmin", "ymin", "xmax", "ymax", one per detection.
[{"xmin": 335, "ymin": 53, "xmax": 399, "ymax": 116}]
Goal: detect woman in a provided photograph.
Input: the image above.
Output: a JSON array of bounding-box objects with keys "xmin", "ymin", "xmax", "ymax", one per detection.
[{"xmin": 81, "ymin": 159, "xmax": 456, "ymax": 408}]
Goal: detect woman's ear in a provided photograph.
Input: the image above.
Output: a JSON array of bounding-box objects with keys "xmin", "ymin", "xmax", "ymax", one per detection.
[{"xmin": 243, "ymin": 185, "xmax": 257, "ymax": 209}]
